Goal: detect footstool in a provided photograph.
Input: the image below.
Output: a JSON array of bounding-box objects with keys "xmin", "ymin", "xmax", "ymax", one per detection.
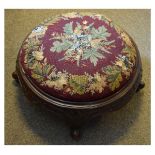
[{"xmin": 12, "ymin": 12, "xmax": 145, "ymax": 140}]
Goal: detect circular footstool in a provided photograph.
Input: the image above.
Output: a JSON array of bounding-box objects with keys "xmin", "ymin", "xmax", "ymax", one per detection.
[{"xmin": 12, "ymin": 12, "xmax": 145, "ymax": 140}]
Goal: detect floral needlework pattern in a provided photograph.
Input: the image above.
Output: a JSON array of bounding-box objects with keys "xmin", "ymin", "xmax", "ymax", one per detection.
[
  {"xmin": 50, "ymin": 21, "xmax": 115, "ymax": 66},
  {"xmin": 22, "ymin": 12, "xmax": 137, "ymax": 96}
]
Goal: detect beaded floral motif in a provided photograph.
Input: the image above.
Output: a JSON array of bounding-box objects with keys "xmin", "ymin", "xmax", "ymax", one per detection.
[{"xmin": 23, "ymin": 12, "xmax": 137, "ymax": 95}]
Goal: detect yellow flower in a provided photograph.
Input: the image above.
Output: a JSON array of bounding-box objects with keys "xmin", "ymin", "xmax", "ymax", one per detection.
[
  {"xmin": 115, "ymin": 60, "xmax": 123, "ymax": 67},
  {"xmin": 94, "ymin": 72, "xmax": 102, "ymax": 82},
  {"xmin": 115, "ymin": 60, "xmax": 127, "ymax": 71},
  {"xmin": 32, "ymin": 51, "xmax": 44, "ymax": 61}
]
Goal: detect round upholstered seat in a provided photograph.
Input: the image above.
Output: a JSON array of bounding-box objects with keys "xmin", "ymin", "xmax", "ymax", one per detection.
[{"xmin": 18, "ymin": 12, "xmax": 138, "ymax": 102}]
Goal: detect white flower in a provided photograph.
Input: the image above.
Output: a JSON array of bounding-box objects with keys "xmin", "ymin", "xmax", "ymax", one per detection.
[
  {"xmin": 44, "ymin": 73, "xmax": 68, "ymax": 90},
  {"xmin": 58, "ymin": 76, "xmax": 67, "ymax": 86}
]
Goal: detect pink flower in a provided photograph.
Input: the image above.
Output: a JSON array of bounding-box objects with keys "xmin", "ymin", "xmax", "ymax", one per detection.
[{"xmin": 82, "ymin": 20, "xmax": 88, "ymax": 25}]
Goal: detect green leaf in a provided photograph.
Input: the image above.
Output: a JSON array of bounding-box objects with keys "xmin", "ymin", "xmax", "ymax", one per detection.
[
  {"xmin": 69, "ymin": 75, "xmax": 88, "ymax": 95},
  {"xmin": 86, "ymin": 23, "xmax": 94, "ymax": 31},
  {"xmin": 103, "ymin": 40, "xmax": 115, "ymax": 46},
  {"xmin": 42, "ymin": 64, "xmax": 51, "ymax": 75},
  {"xmin": 62, "ymin": 40, "xmax": 73, "ymax": 50},
  {"xmin": 82, "ymin": 48, "xmax": 104, "ymax": 66},
  {"xmin": 104, "ymin": 65, "xmax": 121, "ymax": 74},
  {"xmin": 34, "ymin": 64, "xmax": 42, "ymax": 75},
  {"xmin": 104, "ymin": 65, "xmax": 123, "ymax": 91},
  {"xmin": 90, "ymin": 55, "xmax": 98, "ymax": 66},
  {"xmin": 93, "ymin": 50, "xmax": 104, "ymax": 59},
  {"xmin": 82, "ymin": 49, "xmax": 92, "ymax": 60},
  {"xmin": 50, "ymin": 41, "xmax": 62, "ymax": 52},
  {"xmin": 76, "ymin": 22, "xmax": 82, "ymax": 31},
  {"xmin": 98, "ymin": 26, "xmax": 107, "ymax": 33},
  {"xmin": 91, "ymin": 26, "xmax": 111, "ymax": 39},
  {"xmin": 31, "ymin": 73, "xmax": 44, "ymax": 82},
  {"xmin": 50, "ymin": 40, "xmax": 73, "ymax": 53},
  {"xmin": 63, "ymin": 22, "xmax": 73, "ymax": 35},
  {"xmin": 109, "ymin": 73, "xmax": 122, "ymax": 91}
]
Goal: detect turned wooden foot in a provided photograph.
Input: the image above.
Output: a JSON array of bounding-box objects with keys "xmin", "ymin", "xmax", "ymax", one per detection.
[
  {"xmin": 136, "ymin": 81, "xmax": 145, "ymax": 92},
  {"xmin": 12, "ymin": 71, "xmax": 19, "ymax": 83},
  {"xmin": 70, "ymin": 128, "xmax": 81, "ymax": 140}
]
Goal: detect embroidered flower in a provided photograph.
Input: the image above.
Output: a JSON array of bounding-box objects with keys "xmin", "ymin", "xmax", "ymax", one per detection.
[
  {"xmin": 44, "ymin": 72, "xmax": 68, "ymax": 90},
  {"xmin": 57, "ymin": 72, "xmax": 68, "ymax": 86},
  {"xmin": 87, "ymin": 72, "xmax": 107, "ymax": 94},
  {"xmin": 32, "ymin": 45, "xmax": 44, "ymax": 61},
  {"xmin": 115, "ymin": 60, "xmax": 127, "ymax": 71},
  {"xmin": 82, "ymin": 20, "xmax": 88, "ymax": 25},
  {"xmin": 32, "ymin": 51, "xmax": 44, "ymax": 61}
]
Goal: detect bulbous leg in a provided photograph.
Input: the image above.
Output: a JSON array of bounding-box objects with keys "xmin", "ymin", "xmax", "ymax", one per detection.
[
  {"xmin": 70, "ymin": 127, "xmax": 81, "ymax": 140},
  {"xmin": 136, "ymin": 81, "xmax": 145, "ymax": 92},
  {"xmin": 12, "ymin": 71, "xmax": 19, "ymax": 83}
]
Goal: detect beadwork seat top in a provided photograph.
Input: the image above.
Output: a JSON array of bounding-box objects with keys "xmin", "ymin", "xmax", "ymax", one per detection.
[{"xmin": 19, "ymin": 12, "xmax": 137, "ymax": 102}]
